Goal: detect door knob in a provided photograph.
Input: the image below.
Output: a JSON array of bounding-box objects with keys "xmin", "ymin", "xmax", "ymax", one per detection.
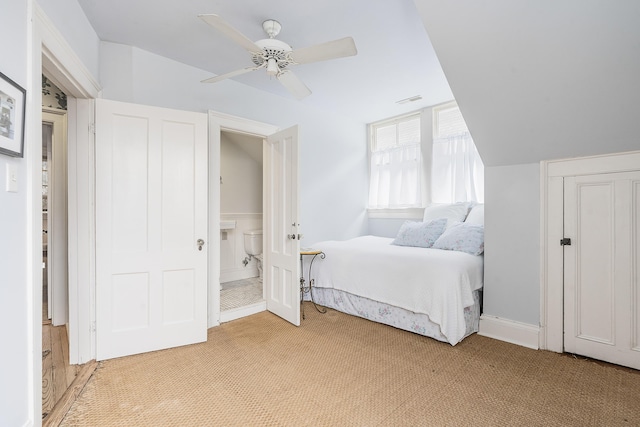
[
  {"xmin": 197, "ymin": 239, "xmax": 205, "ymax": 251},
  {"xmin": 287, "ymin": 234, "xmax": 297, "ymax": 240}
]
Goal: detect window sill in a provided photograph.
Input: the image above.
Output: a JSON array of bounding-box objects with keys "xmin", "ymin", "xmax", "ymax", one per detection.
[{"xmin": 367, "ymin": 207, "xmax": 424, "ymax": 219}]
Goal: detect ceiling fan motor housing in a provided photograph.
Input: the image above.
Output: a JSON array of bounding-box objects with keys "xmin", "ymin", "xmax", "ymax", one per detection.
[{"xmin": 252, "ymin": 38, "xmax": 293, "ymax": 70}]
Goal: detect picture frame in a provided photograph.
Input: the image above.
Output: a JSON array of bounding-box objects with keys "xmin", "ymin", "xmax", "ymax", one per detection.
[{"xmin": 0, "ymin": 70, "xmax": 26, "ymax": 157}]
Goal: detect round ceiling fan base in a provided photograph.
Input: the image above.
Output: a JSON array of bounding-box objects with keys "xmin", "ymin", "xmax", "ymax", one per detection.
[{"xmin": 262, "ymin": 19, "xmax": 282, "ymax": 38}]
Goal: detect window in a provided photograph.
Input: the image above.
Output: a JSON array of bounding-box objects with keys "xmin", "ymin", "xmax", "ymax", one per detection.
[
  {"xmin": 367, "ymin": 103, "xmax": 483, "ymax": 215},
  {"xmin": 431, "ymin": 103, "xmax": 484, "ymax": 204},
  {"xmin": 368, "ymin": 114, "xmax": 422, "ymax": 209}
]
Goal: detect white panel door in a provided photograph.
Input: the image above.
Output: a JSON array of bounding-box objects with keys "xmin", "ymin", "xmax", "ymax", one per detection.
[
  {"xmin": 96, "ymin": 99, "xmax": 208, "ymax": 360},
  {"xmin": 564, "ymin": 171, "xmax": 640, "ymax": 369},
  {"xmin": 264, "ymin": 126, "xmax": 300, "ymax": 326},
  {"xmin": 42, "ymin": 111, "xmax": 68, "ymax": 326}
]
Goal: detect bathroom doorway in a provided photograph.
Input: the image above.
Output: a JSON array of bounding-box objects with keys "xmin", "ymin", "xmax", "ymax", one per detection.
[{"xmin": 219, "ymin": 130, "xmax": 265, "ymax": 322}]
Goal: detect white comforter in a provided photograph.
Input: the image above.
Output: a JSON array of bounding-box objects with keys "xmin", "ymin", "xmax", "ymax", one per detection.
[{"xmin": 308, "ymin": 236, "xmax": 484, "ymax": 345}]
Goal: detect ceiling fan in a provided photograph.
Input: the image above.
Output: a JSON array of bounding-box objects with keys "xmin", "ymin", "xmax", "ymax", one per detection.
[{"xmin": 198, "ymin": 14, "xmax": 357, "ymax": 100}]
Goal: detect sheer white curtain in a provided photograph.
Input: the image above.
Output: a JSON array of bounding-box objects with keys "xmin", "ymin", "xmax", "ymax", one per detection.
[
  {"xmin": 431, "ymin": 132, "xmax": 484, "ymax": 204},
  {"xmin": 368, "ymin": 143, "xmax": 421, "ymax": 208}
]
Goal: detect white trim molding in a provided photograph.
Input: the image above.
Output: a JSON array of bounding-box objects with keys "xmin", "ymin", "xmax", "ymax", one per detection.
[
  {"xmin": 479, "ymin": 315, "xmax": 540, "ymax": 350},
  {"xmin": 35, "ymin": 4, "xmax": 101, "ymax": 99},
  {"xmin": 219, "ymin": 301, "xmax": 267, "ymax": 324},
  {"xmin": 220, "ymin": 213, "xmax": 264, "ymax": 221}
]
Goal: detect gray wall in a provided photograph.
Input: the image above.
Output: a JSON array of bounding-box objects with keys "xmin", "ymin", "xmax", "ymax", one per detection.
[
  {"xmin": 220, "ymin": 133, "xmax": 263, "ymax": 214},
  {"xmin": 483, "ymin": 163, "xmax": 540, "ymax": 324}
]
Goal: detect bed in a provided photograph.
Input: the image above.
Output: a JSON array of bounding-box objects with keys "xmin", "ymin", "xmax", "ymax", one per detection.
[{"xmin": 302, "ymin": 203, "xmax": 484, "ymax": 345}]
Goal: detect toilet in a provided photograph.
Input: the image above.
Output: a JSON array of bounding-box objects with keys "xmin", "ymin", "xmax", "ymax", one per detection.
[{"xmin": 243, "ymin": 229, "xmax": 263, "ymax": 282}]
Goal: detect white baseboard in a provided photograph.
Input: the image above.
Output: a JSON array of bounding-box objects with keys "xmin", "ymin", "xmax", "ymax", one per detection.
[
  {"xmin": 219, "ymin": 301, "xmax": 266, "ymax": 323},
  {"xmin": 478, "ymin": 315, "xmax": 540, "ymax": 350},
  {"xmin": 220, "ymin": 268, "xmax": 259, "ymax": 284}
]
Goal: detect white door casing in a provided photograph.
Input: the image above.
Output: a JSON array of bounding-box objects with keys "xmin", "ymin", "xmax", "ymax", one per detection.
[
  {"xmin": 264, "ymin": 126, "xmax": 301, "ymax": 326},
  {"xmin": 207, "ymin": 111, "xmax": 279, "ymax": 326},
  {"xmin": 563, "ymin": 171, "xmax": 640, "ymax": 369},
  {"xmin": 95, "ymin": 99, "xmax": 208, "ymax": 360}
]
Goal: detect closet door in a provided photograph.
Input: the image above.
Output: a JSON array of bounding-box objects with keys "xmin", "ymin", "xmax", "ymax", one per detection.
[{"xmin": 563, "ymin": 171, "xmax": 640, "ymax": 369}]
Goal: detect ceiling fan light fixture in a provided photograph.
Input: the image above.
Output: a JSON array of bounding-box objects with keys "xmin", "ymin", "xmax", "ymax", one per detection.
[{"xmin": 266, "ymin": 58, "xmax": 279, "ymax": 75}]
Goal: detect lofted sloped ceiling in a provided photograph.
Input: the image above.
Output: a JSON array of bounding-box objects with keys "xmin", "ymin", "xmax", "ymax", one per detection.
[{"xmin": 415, "ymin": 0, "xmax": 640, "ymax": 167}]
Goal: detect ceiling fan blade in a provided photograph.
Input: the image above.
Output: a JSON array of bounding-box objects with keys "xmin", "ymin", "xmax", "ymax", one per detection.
[
  {"xmin": 198, "ymin": 14, "xmax": 263, "ymax": 55},
  {"xmin": 290, "ymin": 37, "xmax": 357, "ymax": 65},
  {"xmin": 277, "ymin": 71, "xmax": 312, "ymax": 100},
  {"xmin": 201, "ymin": 67, "xmax": 257, "ymax": 83}
]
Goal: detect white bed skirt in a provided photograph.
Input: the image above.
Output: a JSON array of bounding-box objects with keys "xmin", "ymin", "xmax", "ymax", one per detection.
[{"xmin": 303, "ymin": 288, "xmax": 482, "ymax": 345}]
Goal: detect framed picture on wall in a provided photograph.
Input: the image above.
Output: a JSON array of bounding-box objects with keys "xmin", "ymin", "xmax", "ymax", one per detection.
[{"xmin": 0, "ymin": 70, "xmax": 26, "ymax": 158}]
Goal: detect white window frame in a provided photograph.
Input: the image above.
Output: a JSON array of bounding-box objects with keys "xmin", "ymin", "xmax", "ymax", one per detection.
[{"xmin": 367, "ymin": 108, "xmax": 434, "ymax": 219}]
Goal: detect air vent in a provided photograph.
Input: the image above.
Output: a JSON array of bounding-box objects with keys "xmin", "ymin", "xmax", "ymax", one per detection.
[{"xmin": 396, "ymin": 95, "xmax": 423, "ymax": 105}]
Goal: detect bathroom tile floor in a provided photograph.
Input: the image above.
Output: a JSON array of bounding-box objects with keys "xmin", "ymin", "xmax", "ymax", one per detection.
[{"xmin": 220, "ymin": 277, "xmax": 263, "ymax": 312}]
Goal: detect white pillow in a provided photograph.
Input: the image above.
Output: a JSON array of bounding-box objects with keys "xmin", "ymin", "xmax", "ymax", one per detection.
[
  {"xmin": 391, "ymin": 218, "xmax": 448, "ymax": 248},
  {"xmin": 422, "ymin": 203, "xmax": 470, "ymax": 228},
  {"xmin": 464, "ymin": 204, "xmax": 484, "ymax": 225},
  {"xmin": 433, "ymin": 222, "xmax": 484, "ymax": 256}
]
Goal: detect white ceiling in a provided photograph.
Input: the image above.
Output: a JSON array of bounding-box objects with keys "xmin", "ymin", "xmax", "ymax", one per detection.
[{"xmin": 76, "ymin": 0, "xmax": 453, "ymax": 123}]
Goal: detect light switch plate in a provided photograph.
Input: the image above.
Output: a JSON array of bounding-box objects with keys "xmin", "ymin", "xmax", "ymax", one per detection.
[{"xmin": 6, "ymin": 163, "xmax": 17, "ymax": 192}]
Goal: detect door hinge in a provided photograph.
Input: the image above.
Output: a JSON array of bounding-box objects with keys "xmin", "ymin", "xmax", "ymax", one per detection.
[
  {"xmin": 560, "ymin": 238, "xmax": 572, "ymax": 246},
  {"xmin": 89, "ymin": 123, "xmax": 96, "ymax": 135}
]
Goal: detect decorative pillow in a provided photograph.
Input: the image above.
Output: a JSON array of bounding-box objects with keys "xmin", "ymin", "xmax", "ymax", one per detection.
[
  {"xmin": 433, "ymin": 222, "xmax": 485, "ymax": 255},
  {"xmin": 391, "ymin": 218, "xmax": 448, "ymax": 248},
  {"xmin": 464, "ymin": 204, "xmax": 484, "ymax": 225},
  {"xmin": 422, "ymin": 203, "xmax": 471, "ymax": 229}
]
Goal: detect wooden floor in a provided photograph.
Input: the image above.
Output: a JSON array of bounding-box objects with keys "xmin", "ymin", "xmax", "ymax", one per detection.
[{"xmin": 42, "ymin": 323, "xmax": 79, "ymax": 420}]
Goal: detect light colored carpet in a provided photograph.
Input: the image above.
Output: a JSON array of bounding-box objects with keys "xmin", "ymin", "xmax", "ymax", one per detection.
[{"xmin": 61, "ymin": 304, "xmax": 640, "ymax": 426}]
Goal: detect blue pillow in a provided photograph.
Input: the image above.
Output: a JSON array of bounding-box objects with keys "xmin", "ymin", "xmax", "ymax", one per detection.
[
  {"xmin": 433, "ymin": 222, "xmax": 484, "ymax": 255},
  {"xmin": 391, "ymin": 218, "xmax": 448, "ymax": 248}
]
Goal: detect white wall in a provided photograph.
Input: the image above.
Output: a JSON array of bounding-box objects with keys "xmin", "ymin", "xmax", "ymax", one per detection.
[
  {"xmin": 0, "ymin": 1, "xmax": 33, "ymax": 425},
  {"xmin": 99, "ymin": 42, "xmax": 369, "ymax": 245},
  {"xmin": 483, "ymin": 163, "xmax": 540, "ymax": 324},
  {"xmin": 220, "ymin": 133, "xmax": 262, "ymax": 214}
]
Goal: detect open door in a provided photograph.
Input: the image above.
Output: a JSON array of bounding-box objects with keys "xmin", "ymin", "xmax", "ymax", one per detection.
[
  {"xmin": 42, "ymin": 110, "xmax": 68, "ymax": 326},
  {"xmin": 95, "ymin": 99, "xmax": 208, "ymax": 360},
  {"xmin": 264, "ymin": 126, "xmax": 300, "ymax": 326}
]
